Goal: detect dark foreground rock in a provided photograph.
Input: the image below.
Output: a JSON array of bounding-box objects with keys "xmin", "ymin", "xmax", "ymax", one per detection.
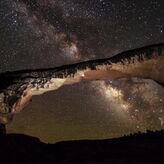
[{"xmin": 0, "ymin": 130, "xmax": 164, "ymax": 164}]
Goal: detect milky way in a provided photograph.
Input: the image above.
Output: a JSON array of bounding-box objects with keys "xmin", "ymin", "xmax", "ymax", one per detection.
[
  {"xmin": 1, "ymin": 0, "xmax": 163, "ymax": 71},
  {"xmin": 0, "ymin": 0, "xmax": 164, "ymax": 142}
]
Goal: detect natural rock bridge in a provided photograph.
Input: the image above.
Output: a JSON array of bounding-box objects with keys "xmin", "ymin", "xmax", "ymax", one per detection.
[{"xmin": 0, "ymin": 43, "xmax": 163, "ymax": 124}]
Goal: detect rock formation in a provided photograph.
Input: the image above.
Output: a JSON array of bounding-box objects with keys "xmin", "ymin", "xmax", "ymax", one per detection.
[{"xmin": 0, "ymin": 43, "xmax": 163, "ymax": 123}]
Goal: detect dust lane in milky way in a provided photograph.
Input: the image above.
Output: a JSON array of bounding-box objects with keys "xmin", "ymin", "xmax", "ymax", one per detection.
[{"xmin": 0, "ymin": 0, "xmax": 163, "ymax": 71}]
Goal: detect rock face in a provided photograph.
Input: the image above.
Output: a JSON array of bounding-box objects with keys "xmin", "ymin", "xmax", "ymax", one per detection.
[{"xmin": 0, "ymin": 43, "xmax": 164, "ymax": 123}]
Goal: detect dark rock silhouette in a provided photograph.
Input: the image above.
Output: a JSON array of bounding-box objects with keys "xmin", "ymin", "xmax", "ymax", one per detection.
[
  {"xmin": 0, "ymin": 130, "xmax": 164, "ymax": 163},
  {"xmin": 0, "ymin": 124, "xmax": 6, "ymax": 136}
]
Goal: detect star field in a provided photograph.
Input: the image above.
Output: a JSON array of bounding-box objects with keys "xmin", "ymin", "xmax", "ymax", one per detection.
[{"xmin": 0, "ymin": 0, "xmax": 163, "ymax": 142}]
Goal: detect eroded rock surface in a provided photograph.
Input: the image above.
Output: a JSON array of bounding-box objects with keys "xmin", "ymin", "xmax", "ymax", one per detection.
[{"xmin": 0, "ymin": 43, "xmax": 163, "ymax": 123}]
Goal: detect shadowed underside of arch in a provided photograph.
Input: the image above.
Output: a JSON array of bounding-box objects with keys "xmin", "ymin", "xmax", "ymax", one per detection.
[{"xmin": 0, "ymin": 43, "xmax": 164, "ymax": 124}]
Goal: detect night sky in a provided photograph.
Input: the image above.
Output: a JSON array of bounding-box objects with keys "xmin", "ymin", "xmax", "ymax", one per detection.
[{"xmin": 0, "ymin": 0, "xmax": 164, "ymax": 143}]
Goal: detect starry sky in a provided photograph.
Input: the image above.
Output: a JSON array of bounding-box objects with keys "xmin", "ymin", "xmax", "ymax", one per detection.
[{"xmin": 0, "ymin": 0, "xmax": 164, "ymax": 143}]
